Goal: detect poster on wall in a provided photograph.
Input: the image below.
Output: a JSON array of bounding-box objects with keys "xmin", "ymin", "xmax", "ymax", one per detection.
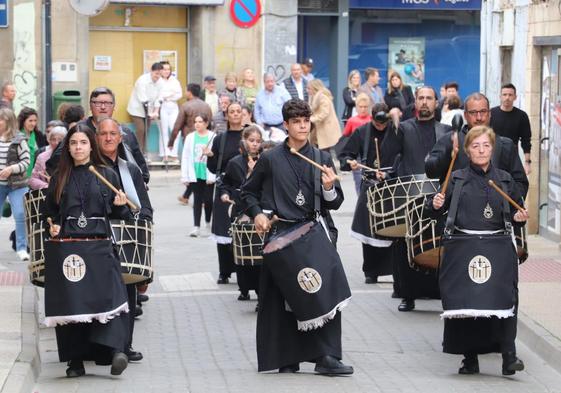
[
  {"xmin": 143, "ymin": 50, "xmax": 178, "ymax": 75},
  {"xmin": 387, "ymin": 37, "xmax": 425, "ymax": 89}
]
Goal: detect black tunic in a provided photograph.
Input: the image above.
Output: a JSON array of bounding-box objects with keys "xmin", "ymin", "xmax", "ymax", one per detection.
[
  {"xmin": 44, "ymin": 164, "xmax": 131, "ymax": 363},
  {"xmin": 427, "ymin": 164, "xmax": 523, "ymax": 355},
  {"xmin": 425, "ymin": 124, "xmax": 529, "ymax": 198},
  {"xmin": 339, "ymin": 122, "xmax": 394, "ymax": 278},
  {"xmin": 490, "ymin": 106, "xmax": 532, "ymax": 154},
  {"xmin": 241, "ymin": 141, "xmax": 345, "ymax": 372},
  {"xmin": 220, "ymin": 154, "xmax": 260, "ymax": 293}
]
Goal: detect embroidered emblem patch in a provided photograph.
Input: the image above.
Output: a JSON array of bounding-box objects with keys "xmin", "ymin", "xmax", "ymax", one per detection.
[
  {"xmin": 62, "ymin": 254, "xmax": 86, "ymax": 282},
  {"xmin": 468, "ymin": 255, "xmax": 492, "ymax": 284},
  {"xmin": 297, "ymin": 268, "xmax": 322, "ymax": 293}
]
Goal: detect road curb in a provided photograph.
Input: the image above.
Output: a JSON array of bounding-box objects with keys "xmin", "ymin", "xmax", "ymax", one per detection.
[
  {"xmin": 518, "ymin": 311, "xmax": 561, "ymax": 374},
  {"xmin": 1, "ymin": 285, "xmax": 41, "ymax": 393}
]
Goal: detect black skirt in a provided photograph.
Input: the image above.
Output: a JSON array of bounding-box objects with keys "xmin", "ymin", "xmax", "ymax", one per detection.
[
  {"xmin": 393, "ymin": 239, "xmax": 440, "ymax": 300},
  {"xmin": 211, "ymin": 192, "xmax": 232, "ymax": 242}
]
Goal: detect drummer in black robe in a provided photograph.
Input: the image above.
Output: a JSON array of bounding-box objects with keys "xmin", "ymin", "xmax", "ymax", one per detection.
[
  {"xmin": 428, "ymin": 125, "xmax": 527, "ymax": 376},
  {"xmin": 380, "ymin": 86, "xmax": 452, "ymax": 312},
  {"xmin": 241, "ymin": 99, "xmax": 353, "ymax": 375},
  {"xmin": 339, "ymin": 103, "xmax": 395, "ymax": 284},
  {"xmin": 96, "ymin": 117, "xmax": 153, "ymax": 363},
  {"xmin": 205, "ymin": 102, "xmax": 244, "ymax": 284},
  {"xmin": 219, "ymin": 125, "xmax": 263, "ymax": 302},
  {"xmin": 44, "ymin": 125, "xmax": 131, "ymax": 377},
  {"xmin": 425, "ymin": 92, "xmax": 528, "ymax": 198}
]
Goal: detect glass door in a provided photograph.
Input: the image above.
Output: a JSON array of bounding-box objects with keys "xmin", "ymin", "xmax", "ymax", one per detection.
[{"xmin": 539, "ymin": 48, "xmax": 561, "ymax": 240}]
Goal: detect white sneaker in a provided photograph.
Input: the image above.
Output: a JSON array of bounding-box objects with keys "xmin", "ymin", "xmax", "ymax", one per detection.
[
  {"xmin": 189, "ymin": 228, "xmax": 200, "ymax": 238},
  {"xmin": 17, "ymin": 250, "xmax": 29, "ymax": 261}
]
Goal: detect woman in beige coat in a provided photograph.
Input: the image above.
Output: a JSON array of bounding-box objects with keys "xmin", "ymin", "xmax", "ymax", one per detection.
[{"xmin": 307, "ymin": 79, "xmax": 341, "ymax": 150}]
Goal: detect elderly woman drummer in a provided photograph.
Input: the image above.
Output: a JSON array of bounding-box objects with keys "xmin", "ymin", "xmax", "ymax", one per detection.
[{"xmin": 429, "ymin": 125, "xmax": 528, "ymax": 376}]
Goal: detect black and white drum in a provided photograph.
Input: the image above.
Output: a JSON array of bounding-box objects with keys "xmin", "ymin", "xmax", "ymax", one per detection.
[
  {"xmin": 24, "ymin": 190, "xmax": 47, "ymax": 287},
  {"xmin": 230, "ymin": 215, "xmax": 265, "ymax": 266},
  {"xmin": 367, "ymin": 174, "xmax": 439, "ymax": 238},
  {"xmin": 111, "ymin": 219, "xmax": 154, "ymax": 284},
  {"xmin": 263, "ymin": 220, "xmax": 351, "ymax": 331}
]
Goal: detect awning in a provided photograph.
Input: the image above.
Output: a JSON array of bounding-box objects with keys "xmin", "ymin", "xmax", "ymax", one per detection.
[{"xmin": 110, "ymin": 0, "xmax": 224, "ymax": 5}]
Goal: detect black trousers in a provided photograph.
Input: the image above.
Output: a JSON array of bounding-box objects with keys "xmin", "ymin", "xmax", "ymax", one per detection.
[
  {"xmin": 192, "ymin": 179, "xmax": 214, "ymax": 227},
  {"xmin": 217, "ymin": 243, "xmax": 236, "ymax": 278},
  {"xmin": 126, "ymin": 283, "xmax": 136, "ymax": 349}
]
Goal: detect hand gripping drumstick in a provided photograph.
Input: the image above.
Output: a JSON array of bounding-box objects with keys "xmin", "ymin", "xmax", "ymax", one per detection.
[
  {"xmin": 88, "ymin": 165, "xmax": 139, "ymax": 211},
  {"xmin": 346, "ymin": 159, "xmax": 377, "ymax": 172},
  {"xmin": 488, "ymin": 180, "xmax": 526, "ymax": 212},
  {"xmin": 289, "ymin": 148, "xmax": 341, "ymax": 181}
]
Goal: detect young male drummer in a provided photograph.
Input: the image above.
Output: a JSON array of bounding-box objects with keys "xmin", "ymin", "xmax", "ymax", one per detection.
[
  {"xmin": 240, "ymin": 99, "xmax": 353, "ymax": 375},
  {"xmin": 380, "ymin": 86, "xmax": 452, "ymax": 312},
  {"xmin": 96, "ymin": 117, "xmax": 153, "ymax": 362}
]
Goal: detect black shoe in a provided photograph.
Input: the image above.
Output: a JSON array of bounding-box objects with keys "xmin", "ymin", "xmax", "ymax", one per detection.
[
  {"xmin": 238, "ymin": 292, "xmax": 250, "ymax": 301},
  {"xmin": 137, "ymin": 294, "xmax": 149, "ymax": 303},
  {"xmin": 458, "ymin": 355, "xmax": 479, "ymax": 375},
  {"xmin": 364, "ymin": 276, "xmax": 377, "ymax": 284},
  {"xmin": 66, "ymin": 360, "xmax": 85, "ymax": 378},
  {"xmin": 314, "ymin": 355, "xmax": 354, "ymax": 376},
  {"xmin": 134, "ymin": 305, "xmax": 143, "ymax": 318},
  {"xmin": 126, "ymin": 347, "xmax": 143, "ymax": 362},
  {"xmin": 217, "ymin": 276, "xmax": 229, "ymax": 284},
  {"xmin": 398, "ymin": 299, "xmax": 415, "ymax": 312},
  {"xmin": 255, "ymin": 304, "xmax": 259, "ymax": 312},
  {"xmin": 391, "ymin": 291, "xmax": 399, "ymax": 299},
  {"xmin": 279, "ymin": 363, "xmax": 300, "ymax": 373},
  {"xmin": 110, "ymin": 352, "xmax": 128, "ymax": 375},
  {"xmin": 502, "ymin": 352, "xmax": 524, "ymax": 375}
]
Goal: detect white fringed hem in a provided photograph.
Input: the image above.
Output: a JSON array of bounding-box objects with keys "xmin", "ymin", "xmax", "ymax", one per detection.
[
  {"xmin": 209, "ymin": 234, "xmax": 232, "ymax": 244},
  {"xmin": 350, "ymin": 230, "xmax": 392, "ymax": 247},
  {"xmin": 43, "ymin": 301, "xmax": 130, "ymax": 327},
  {"xmin": 296, "ymin": 296, "xmax": 351, "ymax": 332},
  {"xmin": 440, "ymin": 307, "xmax": 515, "ymax": 320}
]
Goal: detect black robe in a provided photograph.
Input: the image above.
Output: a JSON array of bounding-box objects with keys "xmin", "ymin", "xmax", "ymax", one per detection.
[
  {"xmin": 220, "ymin": 154, "xmax": 260, "ymax": 293},
  {"xmin": 425, "ymin": 124, "xmax": 529, "ymax": 198},
  {"xmin": 339, "ymin": 122, "xmax": 394, "ymax": 279},
  {"xmin": 380, "ymin": 117, "xmax": 451, "ymax": 300},
  {"xmin": 44, "ymin": 164, "xmax": 131, "ymax": 363},
  {"xmin": 241, "ymin": 141, "xmax": 345, "ymax": 372},
  {"xmin": 427, "ymin": 164, "xmax": 523, "ymax": 355}
]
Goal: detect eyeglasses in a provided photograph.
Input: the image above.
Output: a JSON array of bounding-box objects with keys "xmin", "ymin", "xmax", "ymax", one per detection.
[
  {"xmin": 466, "ymin": 109, "xmax": 489, "ymax": 116},
  {"xmin": 90, "ymin": 101, "xmax": 114, "ymax": 108}
]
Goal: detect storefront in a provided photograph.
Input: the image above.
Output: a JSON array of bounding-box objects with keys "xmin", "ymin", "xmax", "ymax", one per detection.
[{"xmin": 299, "ymin": 0, "xmax": 481, "ymax": 105}]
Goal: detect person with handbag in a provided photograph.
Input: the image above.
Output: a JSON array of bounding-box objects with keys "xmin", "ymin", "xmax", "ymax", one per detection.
[
  {"xmin": 429, "ymin": 125, "xmax": 528, "ymax": 376},
  {"xmin": 241, "ymin": 99, "xmax": 353, "ymax": 376},
  {"xmin": 44, "ymin": 124, "xmax": 132, "ymax": 378}
]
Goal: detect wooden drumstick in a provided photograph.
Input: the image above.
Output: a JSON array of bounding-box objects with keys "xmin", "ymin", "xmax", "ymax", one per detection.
[
  {"xmin": 199, "ymin": 134, "xmax": 216, "ymax": 160},
  {"xmin": 374, "ymin": 137, "xmax": 381, "ymax": 170},
  {"xmin": 488, "ymin": 180, "xmax": 526, "ymax": 212},
  {"xmin": 289, "ymin": 148, "xmax": 341, "ymax": 181},
  {"xmin": 440, "ymin": 150, "xmax": 457, "ymax": 195},
  {"xmin": 88, "ymin": 166, "xmax": 139, "ymax": 211},
  {"xmin": 346, "ymin": 159, "xmax": 376, "ymax": 172}
]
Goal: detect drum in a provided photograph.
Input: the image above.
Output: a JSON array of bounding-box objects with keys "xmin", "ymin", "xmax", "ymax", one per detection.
[
  {"xmin": 367, "ymin": 174, "xmax": 439, "ymax": 238},
  {"xmin": 111, "ymin": 219, "xmax": 154, "ymax": 284},
  {"xmin": 514, "ymin": 225, "xmax": 528, "ymax": 263},
  {"xmin": 230, "ymin": 215, "xmax": 265, "ymax": 266},
  {"xmin": 24, "ymin": 190, "xmax": 47, "ymax": 287},
  {"xmin": 263, "ymin": 220, "xmax": 351, "ymax": 331},
  {"xmin": 405, "ymin": 195, "xmax": 446, "ymax": 269}
]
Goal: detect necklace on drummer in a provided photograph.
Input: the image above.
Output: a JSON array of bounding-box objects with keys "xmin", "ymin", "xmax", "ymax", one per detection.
[
  {"xmin": 71, "ymin": 171, "xmax": 93, "ymax": 228},
  {"xmin": 285, "ymin": 148, "xmax": 307, "ymax": 207},
  {"xmin": 483, "ymin": 185, "xmax": 494, "ymax": 219}
]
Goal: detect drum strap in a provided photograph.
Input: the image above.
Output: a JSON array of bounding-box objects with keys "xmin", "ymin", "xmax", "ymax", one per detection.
[
  {"xmin": 362, "ymin": 124, "xmax": 371, "ymax": 167},
  {"xmin": 313, "ymin": 148, "xmax": 321, "ymax": 212},
  {"xmin": 216, "ymin": 131, "xmax": 228, "ymax": 175}
]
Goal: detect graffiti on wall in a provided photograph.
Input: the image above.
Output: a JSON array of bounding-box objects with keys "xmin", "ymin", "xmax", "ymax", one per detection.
[
  {"xmin": 264, "ymin": 17, "xmax": 296, "ymax": 83},
  {"xmin": 13, "ymin": 2, "xmax": 38, "ymax": 113}
]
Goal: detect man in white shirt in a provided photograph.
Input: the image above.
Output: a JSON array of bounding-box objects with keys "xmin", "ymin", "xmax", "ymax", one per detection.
[
  {"xmin": 283, "ymin": 64, "xmax": 308, "ymax": 102},
  {"xmin": 127, "ymin": 62, "xmax": 165, "ymax": 153}
]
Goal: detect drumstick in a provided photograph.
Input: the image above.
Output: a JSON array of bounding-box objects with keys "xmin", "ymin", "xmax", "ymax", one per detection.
[
  {"xmin": 38, "ymin": 171, "xmax": 51, "ymax": 181},
  {"xmin": 199, "ymin": 134, "xmax": 216, "ymax": 160},
  {"xmin": 374, "ymin": 138, "xmax": 381, "ymax": 170},
  {"xmin": 488, "ymin": 180, "xmax": 526, "ymax": 212},
  {"xmin": 346, "ymin": 159, "xmax": 377, "ymax": 172},
  {"xmin": 88, "ymin": 166, "xmax": 139, "ymax": 211},
  {"xmin": 289, "ymin": 148, "xmax": 341, "ymax": 181},
  {"xmin": 440, "ymin": 150, "xmax": 457, "ymax": 195}
]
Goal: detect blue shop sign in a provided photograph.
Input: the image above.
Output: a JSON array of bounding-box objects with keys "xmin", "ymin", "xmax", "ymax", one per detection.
[
  {"xmin": 0, "ymin": 0, "xmax": 7, "ymax": 28},
  {"xmin": 350, "ymin": 0, "xmax": 481, "ymax": 11}
]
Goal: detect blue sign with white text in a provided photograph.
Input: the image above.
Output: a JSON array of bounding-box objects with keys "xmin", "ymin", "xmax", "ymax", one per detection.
[
  {"xmin": 0, "ymin": 0, "xmax": 7, "ymax": 28},
  {"xmin": 350, "ymin": 0, "xmax": 481, "ymax": 10}
]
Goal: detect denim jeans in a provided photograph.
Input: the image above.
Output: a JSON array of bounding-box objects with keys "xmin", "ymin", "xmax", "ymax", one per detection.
[{"xmin": 0, "ymin": 184, "xmax": 28, "ymax": 252}]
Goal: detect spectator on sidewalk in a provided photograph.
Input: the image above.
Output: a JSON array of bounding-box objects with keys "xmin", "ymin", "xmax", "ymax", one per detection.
[
  {"xmin": 358, "ymin": 67, "xmax": 384, "ymax": 106},
  {"xmin": 254, "ymin": 73, "xmax": 291, "ymax": 132},
  {"xmin": 201, "ymin": 75, "xmax": 219, "ymax": 116},
  {"xmin": 0, "ymin": 82, "xmax": 16, "ymax": 110},
  {"xmin": 283, "ymin": 63, "xmax": 309, "ymax": 102}
]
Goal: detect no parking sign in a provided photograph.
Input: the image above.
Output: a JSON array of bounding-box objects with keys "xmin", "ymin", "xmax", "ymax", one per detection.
[{"xmin": 230, "ymin": 0, "xmax": 261, "ymax": 28}]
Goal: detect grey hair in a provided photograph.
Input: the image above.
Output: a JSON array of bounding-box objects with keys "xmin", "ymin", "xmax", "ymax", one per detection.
[{"xmin": 49, "ymin": 126, "xmax": 67, "ymax": 140}]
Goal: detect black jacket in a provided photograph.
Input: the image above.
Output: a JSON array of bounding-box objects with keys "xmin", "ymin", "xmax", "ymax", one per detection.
[
  {"xmin": 283, "ymin": 77, "xmax": 308, "ymax": 102},
  {"xmin": 384, "ymin": 86, "xmax": 415, "ymax": 116},
  {"xmin": 425, "ymin": 125, "xmax": 529, "ymax": 198},
  {"xmin": 342, "ymin": 87, "xmax": 357, "ymax": 121}
]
